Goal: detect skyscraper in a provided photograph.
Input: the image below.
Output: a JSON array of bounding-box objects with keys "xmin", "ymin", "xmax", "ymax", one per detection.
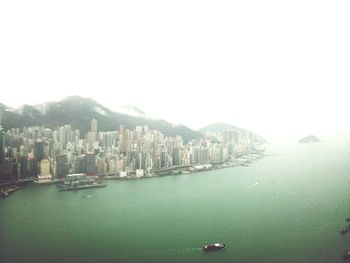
[
  {"xmin": 59, "ymin": 126, "xmax": 66, "ymax": 147},
  {"xmin": 56, "ymin": 154, "xmax": 69, "ymax": 179},
  {"xmin": 19, "ymin": 156, "xmax": 28, "ymax": 179},
  {"xmin": 91, "ymin": 119, "xmax": 97, "ymax": 132},
  {"xmin": 27, "ymin": 158, "xmax": 35, "ymax": 178},
  {"xmin": 77, "ymin": 155, "xmax": 86, "ymax": 173},
  {"xmin": 86, "ymin": 153, "xmax": 96, "ymax": 176},
  {"xmin": 40, "ymin": 159, "xmax": 50, "ymax": 176},
  {"xmin": 34, "ymin": 141, "xmax": 44, "ymax": 163}
]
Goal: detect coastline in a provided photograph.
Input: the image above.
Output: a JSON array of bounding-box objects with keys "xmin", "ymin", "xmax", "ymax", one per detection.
[
  {"xmin": 99, "ymin": 148, "xmax": 266, "ymax": 180},
  {"xmin": 1, "ymin": 148, "xmax": 266, "ymax": 197}
]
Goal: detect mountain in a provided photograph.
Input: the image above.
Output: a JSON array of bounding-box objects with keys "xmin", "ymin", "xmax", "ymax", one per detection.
[
  {"xmin": 198, "ymin": 122, "xmax": 245, "ymax": 133},
  {"xmin": 198, "ymin": 122, "xmax": 265, "ymax": 142},
  {"xmin": 0, "ymin": 96, "xmax": 202, "ymax": 141}
]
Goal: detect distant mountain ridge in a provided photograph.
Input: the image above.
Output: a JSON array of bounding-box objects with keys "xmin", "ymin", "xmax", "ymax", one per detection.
[
  {"xmin": 198, "ymin": 122, "xmax": 264, "ymax": 142},
  {"xmin": 198, "ymin": 122, "xmax": 243, "ymax": 133},
  {"xmin": 0, "ymin": 96, "xmax": 202, "ymax": 141}
]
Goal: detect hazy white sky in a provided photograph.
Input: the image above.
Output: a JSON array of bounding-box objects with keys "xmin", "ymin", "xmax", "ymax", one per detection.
[{"xmin": 1, "ymin": 0, "xmax": 349, "ymax": 140}]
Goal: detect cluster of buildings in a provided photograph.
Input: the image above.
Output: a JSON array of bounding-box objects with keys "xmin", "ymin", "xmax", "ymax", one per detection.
[{"xmin": 0, "ymin": 119, "xmax": 261, "ymax": 183}]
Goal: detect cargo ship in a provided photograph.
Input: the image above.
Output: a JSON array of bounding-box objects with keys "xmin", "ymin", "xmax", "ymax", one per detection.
[
  {"xmin": 202, "ymin": 243, "xmax": 225, "ymax": 251},
  {"xmin": 57, "ymin": 174, "xmax": 106, "ymax": 191}
]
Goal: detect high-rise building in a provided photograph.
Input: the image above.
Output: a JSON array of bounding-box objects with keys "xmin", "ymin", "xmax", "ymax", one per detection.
[
  {"xmin": 64, "ymin": 125, "xmax": 72, "ymax": 143},
  {"xmin": 86, "ymin": 153, "xmax": 96, "ymax": 176},
  {"xmin": 119, "ymin": 125, "xmax": 125, "ymax": 135},
  {"xmin": 0, "ymin": 162, "xmax": 18, "ymax": 182},
  {"xmin": 59, "ymin": 126, "xmax": 66, "ymax": 147},
  {"xmin": 135, "ymin": 126, "xmax": 143, "ymax": 134},
  {"xmin": 116, "ymin": 159, "xmax": 124, "ymax": 172},
  {"xmin": 19, "ymin": 156, "xmax": 28, "ymax": 179},
  {"xmin": 56, "ymin": 154, "xmax": 69, "ymax": 179},
  {"xmin": 91, "ymin": 119, "xmax": 98, "ymax": 132},
  {"xmin": 27, "ymin": 158, "xmax": 35, "ymax": 178},
  {"xmin": 37, "ymin": 159, "xmax": 52, "ymax": 182},
  {"xmin": 77, "ymin": 155, "xmax": 86, "ymax": 173},
  {"xmin": 160, "ymin": 151, "xmax": 167, "ymax": 168},
  {"xmin": 172, "ymin": 148, "xmax": 181, "ymax": 165},
  {"xmin": 34, "ymin": 140, "xmax": 44, "ymax": 163},
  {"xmin": 40, "ymin": 159, "xmax": 50, "ymax": 176}
]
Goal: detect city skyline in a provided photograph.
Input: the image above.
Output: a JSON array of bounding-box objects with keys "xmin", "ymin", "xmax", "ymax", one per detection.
[
  {"xmin": 1, "ymin": 1, "xmax": 350, "ymax": 140},
  {"xmin": 2, "ymin": 2, "xmax": 350, "ymax": 262},
  {"xmin": 0, "ymin": 117, "xmax": 262, "ymax": 183}
]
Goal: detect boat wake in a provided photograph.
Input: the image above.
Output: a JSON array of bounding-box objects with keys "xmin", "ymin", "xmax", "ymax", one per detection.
[
  {"xmin": 248, "ymin": 180, "xmax": 260, "ymax": 188},
  {"xmin": 185, "ymin": 247, "xmax": 202, "ymax": 251}
]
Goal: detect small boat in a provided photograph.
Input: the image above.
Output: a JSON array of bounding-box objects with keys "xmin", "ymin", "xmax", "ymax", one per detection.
[
  {"xmin": 341, "ymin": 224, "xmax": 350, "ymax": 234},
  {"xmin": 343, "ymin": 249, "xmax": 350, "ymax": 259},
  {"xmin": 202, "ymin": 243, "xmax": 225, "ymax": 251}
]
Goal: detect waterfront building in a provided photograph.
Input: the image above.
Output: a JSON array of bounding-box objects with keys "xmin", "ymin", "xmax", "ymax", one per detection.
[
  {"xmin": 86, "ymin": 153, "xmax": 96, "ymax": 176},
  {"xmin": 27, "ymin": 157, "xmax": 36, "ymax": 178},
  {"xmin": 135, "ymin": 169, "xmax": 144, "ymax": 178},
  {"xmin": 108, "ymin": 159, "xmax": 116, "ymax": 174},
  {"xmin": 37, "ymin": 159, "xmax": 52, "ymax": 182},
  {"xmin": 0, "ymin": 162, "xmax": 18, "ymax": 182},
  {"xmin": 119, "ymin": 171, "xmax": 127, "ymax": 177},
  {"xmin": 56, "ymin": 154, "xmax": 69, "ymax": 179},
  {"xmin": 172, "ymin": 148, "xmax": 181, "ymax": 166},
  {"xmin": 97, "ymin": 158, "xmax": 108, "ymax": 174},
  {"xmin": 19, "ymin": 156, "xmax": 28, "ymax": 179},
  {"xmin": 40, "ymin": 159, "xmax": 50, "ymax": 175},
  {"xmin": 160, "ymin": 151, "xmax": 167, "ymax": 168},
  {"xmin": 76, "ymin": 155, "xmax": 86, "ymax": 173},
  {"xmin": 116, "ymin": 159, "xmax": 124, "ymax": 172}
]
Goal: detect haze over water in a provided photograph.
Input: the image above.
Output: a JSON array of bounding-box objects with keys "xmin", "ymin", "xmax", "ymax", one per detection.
[{"xmin": 1, "ymin": 133, "xmax": 350, "ymax": 263}]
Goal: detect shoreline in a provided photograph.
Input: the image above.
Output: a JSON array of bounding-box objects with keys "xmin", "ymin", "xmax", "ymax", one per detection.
[
  {"xmin": 100, "ymin": 149, "xmax": 266, "ymax": 181},
  {"xmin": 1, "ymin": 148, "xmax": 266, "ymax": 197}
]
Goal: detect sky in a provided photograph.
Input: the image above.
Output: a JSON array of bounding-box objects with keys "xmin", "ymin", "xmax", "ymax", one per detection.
[{"xmin": 1, "ymin": 0, "xmax": 349, "ymax": 141}]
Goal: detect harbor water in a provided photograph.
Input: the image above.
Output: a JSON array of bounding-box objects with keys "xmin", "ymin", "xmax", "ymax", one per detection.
[{"xmin": 1, "ymin": 134, "xmax": 350, "ymax": 263}]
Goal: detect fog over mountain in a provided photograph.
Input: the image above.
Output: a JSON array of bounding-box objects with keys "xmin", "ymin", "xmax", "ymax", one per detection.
[
  {"xmin": 0, "ymin": 96, "xmax": 203, "ymax": 141},
  {"xmin": 0, "ymin": 96, "xmax": 264, "ymax": 142},
  {"xmin": 199, "ymin": 122, "xmax": 243, "ymax": 133}
]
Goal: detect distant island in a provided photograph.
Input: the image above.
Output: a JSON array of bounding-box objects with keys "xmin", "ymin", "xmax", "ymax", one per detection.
[{"xmin": 298, "ymin": 135, "xmax": 321, "ymax": 143}]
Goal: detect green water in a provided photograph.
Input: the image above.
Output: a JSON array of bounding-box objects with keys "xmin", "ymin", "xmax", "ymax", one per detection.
[{"xmin": 1, "ymin": 135, "xmax": 350, "ymax": 263}]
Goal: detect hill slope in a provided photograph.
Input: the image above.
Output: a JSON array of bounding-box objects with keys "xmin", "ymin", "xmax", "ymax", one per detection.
[{"xmin": 0, "ymin": 96, "xmax": 202, "ymax": 141}]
